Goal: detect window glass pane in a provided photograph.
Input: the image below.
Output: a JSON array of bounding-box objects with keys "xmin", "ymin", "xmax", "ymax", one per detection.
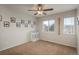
[
  {"xmin": 43, "ymin": 20, "xmax": 49, "ymax": 31},
  {"xmin": 49, "ymin": 20, "xmax": 55, "ymax": 31},
  {"xmin": 64, "ymin": 17, "xmax": 75, "ymax": 34}
]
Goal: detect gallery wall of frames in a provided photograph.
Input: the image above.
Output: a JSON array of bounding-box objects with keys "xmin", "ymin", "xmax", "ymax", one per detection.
[{"xmin": 0, "ymin": 15, "xmax": 36, "ymax": 28}]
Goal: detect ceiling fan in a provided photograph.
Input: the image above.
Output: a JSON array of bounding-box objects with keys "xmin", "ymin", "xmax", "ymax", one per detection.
[{"xmin": 28, "ymin": 4, "xmax": 54, "ymax": 15}]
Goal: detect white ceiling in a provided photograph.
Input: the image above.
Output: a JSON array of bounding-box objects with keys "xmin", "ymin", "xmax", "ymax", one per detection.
[{"xmin": 0, "ymin": 4, "xmax": 78, "ymax": 17}]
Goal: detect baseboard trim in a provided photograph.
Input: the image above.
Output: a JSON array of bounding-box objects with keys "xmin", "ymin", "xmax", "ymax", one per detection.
[
  {"xmin": 40, "ymin": 39, "xmax": 76, "ymax": 49},
  {"xmin": 0, "ymin": 41, "xmax": 30, "ymax": 51}
]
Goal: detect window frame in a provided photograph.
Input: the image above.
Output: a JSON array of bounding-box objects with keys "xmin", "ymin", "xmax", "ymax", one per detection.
[
  {"xmin": 42, "ymin": 19, "xmax": 55, "ymax": 32},
  {"xmin": 42, "ymin": 20, "xmax": 49, "ymax": 32},
  {"xmin": 63, "ymin": 16, "xmax": 75, "ymax": 35}
]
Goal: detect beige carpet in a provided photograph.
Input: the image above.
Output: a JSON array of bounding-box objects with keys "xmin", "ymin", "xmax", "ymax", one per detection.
[{"xmin": 0, "ymin": 40, "xmax": 77, "ymax": 55}]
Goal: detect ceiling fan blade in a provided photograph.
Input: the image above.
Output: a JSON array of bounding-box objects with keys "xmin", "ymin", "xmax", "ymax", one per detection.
[
  {"xmin": 38, "ymin": 4, "xmax": 42, "ymax": 7},
  {"xmin": 43, "ymin": 8, "xmax": 53, "ymax": 11},
  {"xmin": 43, "ymin": 12, "xmax": 46, "ymax": 15},
  {"xmin": 34, "ymin": 13, "xmax": 38, "ymax": 15},
  {"xmin": 28, "ymin": 10, "xmax": 37, "ymax": 11}
]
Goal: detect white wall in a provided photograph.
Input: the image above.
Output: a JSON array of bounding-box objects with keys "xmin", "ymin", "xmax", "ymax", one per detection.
[
  {"xmin": 37, "ymin": 10, "xmax": 77, "ymax": 48},
  {"xmin": 0, "ymin": 5, "xmax": 36, "ymax": 51},
  {"xmin": 77, "ymin": 6, "xmax": 79, "ymax": 54},
  {"xmin": 0, "ymin": 5, "xmax": 77, "ymax": 51}
]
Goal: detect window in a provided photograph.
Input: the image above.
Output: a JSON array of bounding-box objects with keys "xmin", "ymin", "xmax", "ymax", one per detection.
[
  {"xmin": 49, "ymin": 20, "xmax": 55, "ymax": 31},
  {"xmin": 64, "ymin": 17, "xmax": 75, "ymax": 34},
  {"xmin": 42, "ymin": 20, "xmax": 55, "ymax": 32},
  {"xmin": 43, "ymin": 20, "xmax": 49, "ymax": 31}
]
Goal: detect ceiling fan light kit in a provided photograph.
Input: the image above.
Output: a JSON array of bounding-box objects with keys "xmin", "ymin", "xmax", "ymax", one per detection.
[{"xmin": 28, "ymin": 4, "xmax": 54, "ymax": 15}]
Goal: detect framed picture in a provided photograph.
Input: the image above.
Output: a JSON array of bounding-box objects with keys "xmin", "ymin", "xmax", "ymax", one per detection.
[
  {"xmin": 77, "ymin": 17, "xmax": 79, "ymax": 25},
  {"xmin": 33, "ymin": 21, "xmax": 36, "ymax": 25},
  {"xmin": 4, "ymin": 21, "xmax": 10, "ymax": 27},
  {"xmin": 78, "ymin": 20, "xmax": 79, "ymax": 25},
  {"xmin": 0, "ymin": 15, "xmax": 2, "ymax": 21},
  {"xmin": 16, "ymin": 22, "xmax": 21, "ymax": 27},
  {"xmin": 31, "ymin": 24, "xmax": 34, "ymax": 28},
  {"xmin": 28, "ymin": 20, "xmax": 31, "ymax": 24},
  {"xmin": 21, "ymin": 20, "xmax": 25, "ymax": 24},
  {"xmin": 30, "ymin": 21, "xmax": 33, "ymax": 28},
  {"xmin": 10, "ymin": 17, "xmax": 16, "ymax": 23},
  {"xmin": 25, "ymin": 23, "xmax": 28, "ymax": 27}
]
